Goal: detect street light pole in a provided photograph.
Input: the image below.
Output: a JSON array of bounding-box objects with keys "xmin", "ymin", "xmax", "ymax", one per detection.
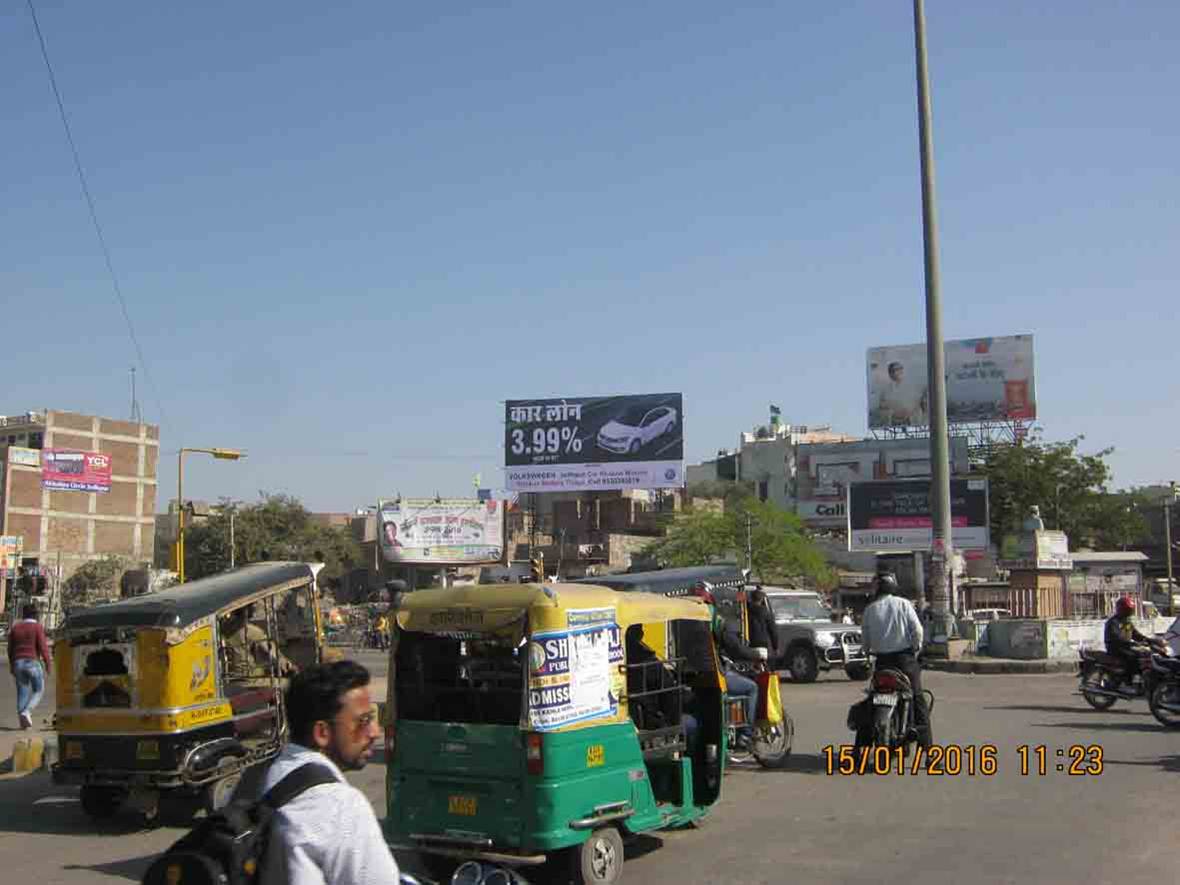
[
  {"xmin": 912, "ymin": 0, "xmax": 955, "ymax": 636},
  {"xmin": 1166, "ymin": 481, "xmax": 1175, "ymax": 618},
  {"xmin": 176, "ymin": 447, "xmax": 244, "ymax": 584}
]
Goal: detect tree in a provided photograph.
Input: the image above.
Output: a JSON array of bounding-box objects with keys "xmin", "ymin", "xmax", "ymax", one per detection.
[
  {"xmin": 63, "ymin": 555, "xmax": 128, "ymax": 603},
  {"xmin": 980, "ymin": 435, "xmax": 1147, "ymax": 549},
  {"xmin": 184, "ymin": 494, "xmax": 363, "ymax": 592},
  {"xmin": 641, "ymin": 497, "xmax": 832, "ymax": 585}
]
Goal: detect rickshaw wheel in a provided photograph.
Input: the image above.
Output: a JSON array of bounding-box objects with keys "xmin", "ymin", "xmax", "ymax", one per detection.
[
  {"xmin": 81, "ymin": 785, "xmax": 126, "ymax": 820},
  {"xmin": 570, "ymin": 826, "xmax": 624, "ymax": 884}
]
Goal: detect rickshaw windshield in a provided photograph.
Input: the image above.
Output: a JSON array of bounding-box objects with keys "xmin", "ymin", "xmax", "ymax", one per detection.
[{"xmin": 395, "ymin": 629, "xmax": 525, "ymax": 726}]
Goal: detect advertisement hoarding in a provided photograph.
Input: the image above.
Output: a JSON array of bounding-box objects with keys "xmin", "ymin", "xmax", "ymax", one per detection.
[
  {"xmin": 1, "ymin": 535, "xmax": 23, "ymax": 576},
  {"xmin": 42, "ymin": 449, "xmax": 112, "ymax": 493},
  {"xmin": 998, "ymin": 530, "xmax": 1072, "ymax": 571},
  {"xmin": 847, "ymin": 478, "xmax": 990, "ymax": 552},
  {"xmin": 867, "ymin": 335, "xmax": 1036, "ymax": 429},
  {"xmin": 6, "ymin": 447, "xmax": 41, "ymax": 468},
  {"xmin": 795, "ymin": 437, "xmax": 970, "ymax": 528},
  {"xmin": 504, "ymin": 393, "xmax": 684, "ymax": 493},
  {"xmin": 377, "ymin": 498, "xmax": 504, "ymax": 565}
]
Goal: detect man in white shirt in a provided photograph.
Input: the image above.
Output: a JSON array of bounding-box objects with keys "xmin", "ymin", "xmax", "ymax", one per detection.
[
  {"xmin": 261, "ymin": 660, "xmax": 400, "ymax": 885},
  {"xmin": 860, "ymin": 573, "xmax": 930, "ymax": 747}
]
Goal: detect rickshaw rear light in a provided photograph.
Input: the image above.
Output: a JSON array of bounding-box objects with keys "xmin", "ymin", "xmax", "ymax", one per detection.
[{"xmin": 526, "ymin": 732, "xmax": 544, "ymax": 775}]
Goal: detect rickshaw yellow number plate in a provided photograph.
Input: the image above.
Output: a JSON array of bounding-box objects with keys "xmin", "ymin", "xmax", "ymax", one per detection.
[
  {"xmin": 65, "ymin": 742, "xmax": 83, "ymax": 760},
  {"xmin": 448, "ymin": 795, "xmax": 477, "ymax": 817},
  {"xmin": 137, "ymin": 740, "xmax": 161, "ymax": 760},
  {"xmin": 586, "ymin": 744, "xmax": 605, "ymax": 768}
]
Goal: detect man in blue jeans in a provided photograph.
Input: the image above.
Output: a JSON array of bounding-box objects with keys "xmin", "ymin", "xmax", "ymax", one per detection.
[{"xmin": 8, "ymin": 603, "xmax": 52, "ymax": 730}]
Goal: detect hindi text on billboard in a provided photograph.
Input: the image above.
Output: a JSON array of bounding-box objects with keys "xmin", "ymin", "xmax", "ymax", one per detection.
[{"xmin": 377, "ymin": 498, "xmax": 504, "ymax": 565}]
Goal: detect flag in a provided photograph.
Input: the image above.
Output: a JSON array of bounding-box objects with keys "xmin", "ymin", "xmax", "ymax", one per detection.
[{"xmin": 770, "ymin": 404, "xmax": 781, "ymax": 416}]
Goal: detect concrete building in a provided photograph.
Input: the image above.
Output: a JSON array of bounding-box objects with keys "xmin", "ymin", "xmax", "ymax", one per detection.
[{"xmin": 0, "ymin": 409, "xmax": 159, "ymax": 584}]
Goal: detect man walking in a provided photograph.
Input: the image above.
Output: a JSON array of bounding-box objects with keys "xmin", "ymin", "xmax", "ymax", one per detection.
[
  {"xmin": 8, "ymin": 603, "xmax": 52, "ymax": 730},
  {"xmin": 859, "ymin": 573, "xmax": 930, "ymax": 747},
  {"xmin": 261, "ymin": 660, "xmax": 400, "ymax": 884}
]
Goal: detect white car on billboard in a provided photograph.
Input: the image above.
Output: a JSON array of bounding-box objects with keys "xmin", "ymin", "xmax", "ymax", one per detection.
[{"xmin": 596, "ymin": 405, "xmax": 678, "ymax": 455}]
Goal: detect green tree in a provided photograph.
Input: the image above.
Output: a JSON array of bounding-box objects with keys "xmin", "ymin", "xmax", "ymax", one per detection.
[
  {"xmin": 184, "ymin": 494, "xmax": 363, "ymax": 591},
  {"xmin": 641, "ymin": 497, "xmax": 831, "ymax": 585}
]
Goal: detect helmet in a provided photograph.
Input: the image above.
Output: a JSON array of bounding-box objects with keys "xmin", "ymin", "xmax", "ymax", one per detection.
[
  {"xmin": 877, "ymin": 573, "xmax": 899, "ymax": 594},
  {"xmin": 1116, "ymin": 595, "xmax": 1135, "ymax": 615},
  {"xmin": 691, "ymin": 581, "xmax": 716, "ymax": 606}
]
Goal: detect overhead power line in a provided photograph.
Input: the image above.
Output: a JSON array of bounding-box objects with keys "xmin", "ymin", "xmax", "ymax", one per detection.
[{"xmin": 26, "ymin": 0, "xmax": 167, "ymax": 427}]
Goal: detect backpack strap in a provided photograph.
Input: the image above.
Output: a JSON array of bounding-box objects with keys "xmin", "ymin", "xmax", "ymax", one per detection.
[{"xmin": 263, "ymin": 762, "xmax": 338, "ymax": 809}]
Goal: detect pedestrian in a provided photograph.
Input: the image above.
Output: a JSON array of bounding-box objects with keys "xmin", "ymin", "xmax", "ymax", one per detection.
[
  {"xmin": 8, "ymin": 603, "xmax": 52, "ymax": 730},
  {"xmin": 259, "ymin": 660, "xmax": 400, "ymax": 884}
]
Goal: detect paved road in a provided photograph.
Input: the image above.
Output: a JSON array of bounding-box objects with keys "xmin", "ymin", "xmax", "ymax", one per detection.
[{"xmin": 2, "ymin": 657, "xmax": 1176, "ymax": 884}]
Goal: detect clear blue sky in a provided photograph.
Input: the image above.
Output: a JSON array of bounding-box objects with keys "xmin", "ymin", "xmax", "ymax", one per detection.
[{"xmin": 4, "ymin": 2, "xmax": 1177, "ymax": 511}]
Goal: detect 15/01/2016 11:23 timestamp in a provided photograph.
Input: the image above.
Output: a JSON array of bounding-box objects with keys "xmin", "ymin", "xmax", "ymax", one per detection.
[{"xmin": 821, "ymin": 744, "xmax": 1104, "ymax": 776}]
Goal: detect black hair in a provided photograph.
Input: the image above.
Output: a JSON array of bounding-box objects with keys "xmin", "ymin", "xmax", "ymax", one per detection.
[
  {"xmin": 285, "ymin": 660, "xmax": 371, "ymax": 745},
  {"xmin": 21, "ymin": 603, "xmax": 38, "ymax": 620}
]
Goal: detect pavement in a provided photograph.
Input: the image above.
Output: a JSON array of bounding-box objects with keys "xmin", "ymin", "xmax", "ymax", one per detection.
[
  {"xmin": 926, "ymin": 656, "xmax": 1080, "ymax": 674},
  {"xmin": 3, "ymin": 652, "xmax": 1178, "ymax": 884}
]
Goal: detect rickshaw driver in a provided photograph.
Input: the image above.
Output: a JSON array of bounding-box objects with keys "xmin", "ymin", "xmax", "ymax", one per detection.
[{"xmin": 221, "ymin": 604, "xmax": 297, "ymax": 681}]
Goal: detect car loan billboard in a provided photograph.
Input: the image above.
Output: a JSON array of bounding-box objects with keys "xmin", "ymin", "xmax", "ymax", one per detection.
[
  {"xmin": 866, "ymin": 335, "xmax": 1036, "ymax": 429},
  {"xmin": 504, "ymin": 393, "xmax": 684, "ymax": 493},
  {"xmin": 377, "ymin": 498, "xmax": 504, "ymax": 565},
  {"xmin": 847, "ymin": 478, "xmax": 990, "ymax": 553},
  {"xmin": 42, "ymin": 448, "xmax": 112, "ymax": 493}
]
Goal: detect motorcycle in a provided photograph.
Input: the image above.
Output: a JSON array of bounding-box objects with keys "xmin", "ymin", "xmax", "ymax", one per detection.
[
  {"xmin": 1078, "ymin": 643, "xmax": 1168, "ymax": 710},
  {"xmin": 725, "ymin": 660, "xmax": 794, "ymax": 768},
  {"xmin": 847, "ymin": 657, "xmax": 934, "ymax": 755},
  {"xmin": 1147, "ymin": 654, "xmax": 1180, "ymax": 728}
]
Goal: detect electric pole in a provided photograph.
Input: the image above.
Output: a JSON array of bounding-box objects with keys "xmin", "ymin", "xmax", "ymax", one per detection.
[
  {"xmin": 746, "ymin": 513, "xmax": 754, "ymax": 576},
  {"xmin": 913, "ymin": 0, "xmax": 955, "ymax": 640},
  {"xmin": 1166, "ymin": 482, "xmax": 1176, "ymax": 618}
]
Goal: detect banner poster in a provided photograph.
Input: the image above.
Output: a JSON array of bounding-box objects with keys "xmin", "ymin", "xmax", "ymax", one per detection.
[
  {"xmin": 527, "ymin": 608, "xmax": 623, "ymax": 731},
  {"xmin": 42, "ymin": 449, "xmax": 112, "ymax": 493}
]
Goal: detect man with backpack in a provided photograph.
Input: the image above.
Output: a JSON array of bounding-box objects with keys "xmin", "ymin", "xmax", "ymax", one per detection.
[
  {"xmin": 143, "ymin": 660, "xmax": 399, "ymax": 885},
  {"xmin": 259, "ymin": 660, "xmax": 399, "ymax": 883}
]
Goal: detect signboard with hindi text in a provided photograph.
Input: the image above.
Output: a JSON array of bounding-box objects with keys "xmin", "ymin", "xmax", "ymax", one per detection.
[
  {"xmin": 377, "ymin": 498, "xmax": 504, "ymax": 565},
  {"xmin": 504, "ymin": 393, "xmax": 684, "ymax": 493}
]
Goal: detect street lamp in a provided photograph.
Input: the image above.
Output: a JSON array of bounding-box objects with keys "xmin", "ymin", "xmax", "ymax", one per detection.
[{"xmin": 176, "ymin": 447, "xmax": 244, "ymax": 583}]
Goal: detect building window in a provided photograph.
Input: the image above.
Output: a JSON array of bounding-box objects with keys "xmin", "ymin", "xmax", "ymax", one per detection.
[
  {"xmin": 30, "ymin": 432, "xmax": 43, "ymax": 449},
  {"xmin": 758, "ymin": 480, "xmax": 769, "ymax": 502}
]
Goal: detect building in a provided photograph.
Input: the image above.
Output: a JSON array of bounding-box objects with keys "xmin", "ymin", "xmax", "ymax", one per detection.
[
  {"xmin": 1068, "ymin": 551, "xmax": 1148, "ymax": 618},
  {"xmin": 0, "ymin": 409, "xmax": 160, "ymax": 592}
]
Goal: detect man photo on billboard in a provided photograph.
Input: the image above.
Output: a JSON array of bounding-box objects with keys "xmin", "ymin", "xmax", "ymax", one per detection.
[{"xmin": 876, "ymin": 360, "xmax": 928, "ymax": 427}]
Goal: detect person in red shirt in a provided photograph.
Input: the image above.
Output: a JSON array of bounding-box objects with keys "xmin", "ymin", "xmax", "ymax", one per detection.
[{"xmin": 8, "ymin": 603, "xmax": 52, "ymax": 730}]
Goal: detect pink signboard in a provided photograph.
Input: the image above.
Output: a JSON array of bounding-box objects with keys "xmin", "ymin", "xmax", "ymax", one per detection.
[{"xmin": 42, "ymin": 449, "xmax": 112, "ymax": 493}]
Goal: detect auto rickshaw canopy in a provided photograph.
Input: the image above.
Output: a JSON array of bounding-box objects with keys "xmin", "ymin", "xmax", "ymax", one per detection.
[
  {"xmin": 61, "ymin": 562, "xmax": 320, "ymax": 631},
  {"xmin": 395, "ymin": 581, "xmax": 712, "ymax": 638}
]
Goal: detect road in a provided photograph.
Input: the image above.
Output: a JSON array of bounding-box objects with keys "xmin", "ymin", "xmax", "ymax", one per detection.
[{"xmin": 1, "ymin": 654, "xmax": 1176, "ymax": 884}]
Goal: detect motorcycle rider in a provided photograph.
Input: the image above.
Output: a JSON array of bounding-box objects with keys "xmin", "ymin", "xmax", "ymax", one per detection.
[
  {"xmin": 859, "ymin": 573, "xmax": 931, "ymax": 748},
  {"xmin": 1105, "ymin": 595, "xmax": 1165, "ymax": 687},
  {"xmin": 694, "ymin": 583, "xmax": 767, "ymax": 755},
  {"xmin": 746, "ymin": 587, "xmax": 781, "ymax": 664}
]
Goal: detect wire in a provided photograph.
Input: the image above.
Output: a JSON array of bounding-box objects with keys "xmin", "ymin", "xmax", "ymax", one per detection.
[{"xmin": 26, "ymin": 0, "xmax": 167, "ymax": 427}]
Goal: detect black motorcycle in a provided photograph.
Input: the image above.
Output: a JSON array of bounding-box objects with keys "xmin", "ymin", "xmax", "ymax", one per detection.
[
  {"xmin": 1078, "ymin": 645, "xmax": 1166, "ymax": 710},
  {"xmin": 1147, "ymin": 654, "xmax": 1180, "ymax": 728},
  {"xmin": 847, "ymin": 659, "xmax": 934, "ymax": 755}
]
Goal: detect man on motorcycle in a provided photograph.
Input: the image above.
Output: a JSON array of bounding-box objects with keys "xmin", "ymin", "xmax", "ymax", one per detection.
[
  {"xmin": 1105, "ymin": 596, "xmax": 1163, "ymax": 686},
  {"xmin": 694, "ymin": 584, "xmax": 767, "ymax": 754},
  {"xmin": 859, "ymin": 573, "xmax": 930, "ymax": 748}
]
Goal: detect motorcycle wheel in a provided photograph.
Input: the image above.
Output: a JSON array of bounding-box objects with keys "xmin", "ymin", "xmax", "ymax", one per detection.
[
  {"xmin": 872, "ymin": 704, "xmax": 893, "ymax": 746},
  {"xmin": 752, "ymin": 713, "xmax": 794, "ymax": 769},
  {"xmin": 1081, "ymin": 668, "xmax": 1118, "ymax": 710},
  {"xmin": 1148, "ymin": 682, "xmax": 1180, "ymax": 729}
]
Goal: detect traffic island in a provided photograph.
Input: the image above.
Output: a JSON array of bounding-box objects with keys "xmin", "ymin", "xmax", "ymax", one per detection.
[{"xmin": 926, "ymin": 657, "xmax": 1079, "ymax": 675}]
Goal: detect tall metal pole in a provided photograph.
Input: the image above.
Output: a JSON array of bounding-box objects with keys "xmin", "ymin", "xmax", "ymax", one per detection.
[
  {"xmin": 913, "ymin": 0, "xmax": 954, "ymax": 635},
  {"xmin": 746, "ymin": 513, "xmax": 754, "ymax": 575},
  {"xmin": 229, "ymin": 509, "xmax": 235, "ymax": 570},
  {"xmin": 177, "ymin": 450, "xmax": 185, "ymax": 583},
  {"xmin": 1166, "ymin": 482, "xmax": 1175, "ymax": 618}
]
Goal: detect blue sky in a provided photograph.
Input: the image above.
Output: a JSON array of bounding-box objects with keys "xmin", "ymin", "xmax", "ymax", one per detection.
[{"xmin": 4, "ymin": 2, "xmax": 1177, "ymax": 511}]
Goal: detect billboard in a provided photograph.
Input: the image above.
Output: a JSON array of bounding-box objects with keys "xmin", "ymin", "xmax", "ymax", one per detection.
[
  {"xmin": 847, "ymin": 478, "xmax": 990, "ymax": 552},
  {"xmin": 504, "ymin": 393, "xmax": 683, "ymax": 493},
  {"xmin": 867, "ymin": 335, "xmax": 1036, "ymax": 429},
  {"xmin": 999, "ymin": 530, "xmax": 1072, "ymax": 571},
  {"xmin": 377, "ymin": 498, "xmax": 504, "ymax": 565},
  {"xmin": 42, "ymin": 449, "xmax": 112, "ymax": 493},
  {"xmin": 1, "ymin": 535, "xmax": 22, "ymax": 576},
  {"xmin": 795, "ymin": 437, "xmax": 970, "ymax": 528}
]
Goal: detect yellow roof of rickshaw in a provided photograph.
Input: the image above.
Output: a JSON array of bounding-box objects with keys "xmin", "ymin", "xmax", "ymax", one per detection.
[{"xmin": 395, "ymin": 581, "xmax": 711, "ymax": 634}]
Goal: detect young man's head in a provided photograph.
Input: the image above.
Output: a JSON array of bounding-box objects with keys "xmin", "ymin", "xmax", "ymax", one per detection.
[
  {"xmin": 285, "ymin": 661, "xmax": 379, "ymax": 770},
  {"xmin": 1115, "ymin": 596, "xmax": 1135, "ymax": 620}
]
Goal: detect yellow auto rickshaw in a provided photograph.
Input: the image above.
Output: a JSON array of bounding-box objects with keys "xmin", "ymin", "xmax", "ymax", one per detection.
[
  {"xmin": 384, "ymin": 582, "xmax": 728, "ymax": 883},
  {"xmin": 53, "ymin": 562, "xmax": 325, "ymax": 822}
]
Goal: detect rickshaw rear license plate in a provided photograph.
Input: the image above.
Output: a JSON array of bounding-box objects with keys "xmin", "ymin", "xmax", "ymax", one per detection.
[
  {"xmin": 137, "ymin": 740, "xmax": 161, "ymax": 760},
  {"xmin": 448, "ymin": 795, "xmax": 478, "ymax": 817}
]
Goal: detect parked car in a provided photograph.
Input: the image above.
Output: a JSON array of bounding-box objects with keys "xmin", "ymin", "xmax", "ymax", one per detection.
[
  {"xmin": 765, "ymin": 588, "xmax": 869, "ymax": 682},
  {"xmin": 596, "ymin": 405, "xmax": 678, "ymax": 454}
]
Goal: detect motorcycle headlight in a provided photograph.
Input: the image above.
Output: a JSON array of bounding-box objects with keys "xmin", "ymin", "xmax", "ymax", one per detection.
[{"xmin": 814, "ymin": 633, "xmax": 836, "ymax": 648}]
